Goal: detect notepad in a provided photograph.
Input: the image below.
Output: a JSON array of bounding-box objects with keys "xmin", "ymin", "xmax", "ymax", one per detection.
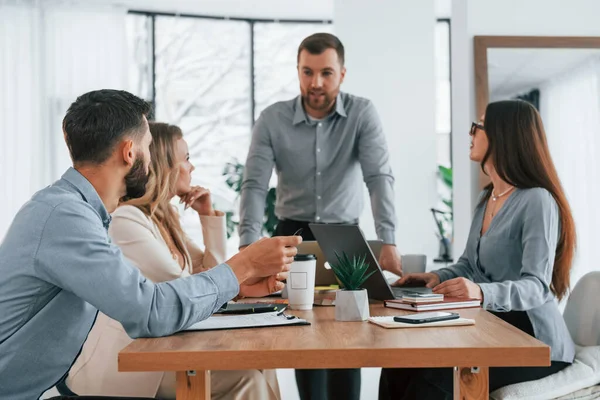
[
  {"xmin": 182, "ymin": 311, "xmax": 310, "ymax": 332},
  {"xmin": 368, "ymin": 316, "xmax": 475, "ymax": 329},
  {"xmin": 385, "ymin": 297, "xmax": 481, "ymax": 312}
]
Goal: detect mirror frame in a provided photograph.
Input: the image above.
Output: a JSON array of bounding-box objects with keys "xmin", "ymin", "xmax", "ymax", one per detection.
[{"xmin": 473, "ymin": 35, "xmax": 600, "ymax": 188}]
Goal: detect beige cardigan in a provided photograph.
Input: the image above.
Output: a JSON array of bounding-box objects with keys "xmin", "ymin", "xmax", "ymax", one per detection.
[{"xmin": 66, "ymin": 205, "xmax": 227, "ymax": 398}]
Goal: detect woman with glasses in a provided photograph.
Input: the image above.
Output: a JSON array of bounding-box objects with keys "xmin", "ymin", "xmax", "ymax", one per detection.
[{"xmin": 379, "ymin": 100, "xmax": 576, "ymax": 399}]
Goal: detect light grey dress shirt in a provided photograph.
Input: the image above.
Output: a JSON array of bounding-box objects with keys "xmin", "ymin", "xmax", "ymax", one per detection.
[
  {"xmin": 239, "ymin": 92, "xmax": 397, "ymax": 246},
  {"xmin": 434, "ymin": 188, "xmax": 575, "ymax": 363},
  {"xmin": 0, "ymin": 168, "xmax": 240, "ymax": 399}
]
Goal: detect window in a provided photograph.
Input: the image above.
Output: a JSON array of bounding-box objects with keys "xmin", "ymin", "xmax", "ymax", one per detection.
[
  {"xmin": 154, "ymin": 16, "xmax": 252, "ymax": 200},
  {"xmin": 435, "ymin": 20, "xmax": 451, "ymax": 167},
  {"xmin": 126, "ymin": 12, "xmax": 331, "ymax": 253},
  {"xmin": 253, "ymin": 22, "xmax": 333, "ymax": 118},
  {"xmin": 126, "ymin": 14, "xmax": 153, "ymax": 103},
  {"xmin": 434, "ymin": 19, "xmax": 453, "ymax": 248},
  {"xmin": 126, "ymin": 13, "xmax": 452, "ymax": 255}
]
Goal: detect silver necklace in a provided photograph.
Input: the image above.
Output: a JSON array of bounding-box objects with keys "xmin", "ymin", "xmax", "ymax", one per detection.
[{"xmin": 491, "ymin": 186, "xmax": 514, "ymax": 201}]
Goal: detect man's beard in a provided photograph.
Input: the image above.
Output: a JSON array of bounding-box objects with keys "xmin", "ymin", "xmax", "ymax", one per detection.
[
  {"xmin": 302, "ymin": 89, "xmax": 336, "ymax": 111},
  {"xmin": 122, "ymin": 157, "xmax": 149, "ymax": 201}
]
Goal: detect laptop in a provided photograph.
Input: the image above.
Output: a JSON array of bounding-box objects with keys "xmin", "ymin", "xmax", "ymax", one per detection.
[
  {"xmin": 308, "ymin": 223, "xmax": 432, "ymax": 301},
  {"xmin": 297, "ymin": 240, "xmax": 384, "ymax": 286}
]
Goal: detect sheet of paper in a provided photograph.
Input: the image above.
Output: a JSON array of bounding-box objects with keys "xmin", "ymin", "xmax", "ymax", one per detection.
[
  {"xmin": 368, "ymin": 316, "xmax": 475, "ymax": 329},
  {"xmin": 183, "ymin": 311, "xmax": 308, "ymax": 331}
]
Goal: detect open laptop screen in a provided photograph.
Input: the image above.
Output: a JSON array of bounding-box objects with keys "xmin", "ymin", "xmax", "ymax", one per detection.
[{"xmin": 308, "ymin": 223, "xmax": 396, "ymax": 301}]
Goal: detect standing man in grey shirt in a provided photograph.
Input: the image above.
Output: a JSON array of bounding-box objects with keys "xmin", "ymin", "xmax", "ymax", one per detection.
[
  {"xmin": 0, "ymin": 89, "xmax": 301, "ymax": 400},
  {"xmin": 239, "ymin": 33, "xmax": 401, "ymax": 400}
]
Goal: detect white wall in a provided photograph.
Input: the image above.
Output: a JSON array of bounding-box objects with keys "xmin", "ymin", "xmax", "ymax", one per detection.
[
  {"xmin": 334, "ymin": 0, "xmax": 438, "ymax": 260},
  {"xmin": 450, "ymin": 0, "xmax": 600, "ymax": 256},
  {"xmin": 113, "ymin": 0, "xmax": 333, "ymax": 19}
]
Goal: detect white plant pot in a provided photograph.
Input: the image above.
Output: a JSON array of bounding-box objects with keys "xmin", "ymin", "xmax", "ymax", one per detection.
[{"xmin": 335, "ymin": 289, "xmax": 370, "ymax": 321}]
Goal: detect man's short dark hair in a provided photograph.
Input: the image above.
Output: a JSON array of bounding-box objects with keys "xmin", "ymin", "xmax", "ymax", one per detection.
[
  {"xmin": 297, "ymin": 33, "xmax": 345, "ymax": 66},
  {"xmin": 63, "ymin": 89, "xmax": 152, "ymax": 165}
]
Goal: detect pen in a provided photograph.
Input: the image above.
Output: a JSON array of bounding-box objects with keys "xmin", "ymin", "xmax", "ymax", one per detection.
[
  {"xmin": 222, "ymin": 306, "xmax": 278, "ymax": 315},
  {"xmin": 292, "ymin": 228, "xmax": 303, "ymax": 236},
  {"xmin": 277, "ymin": 309, "xmax": 297, "ymax": 320}
]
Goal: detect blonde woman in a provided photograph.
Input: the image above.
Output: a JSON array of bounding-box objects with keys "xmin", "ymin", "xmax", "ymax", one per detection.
[{"xmin": 62, "ymin": 123, "xmax": 281, "ymax": 399}]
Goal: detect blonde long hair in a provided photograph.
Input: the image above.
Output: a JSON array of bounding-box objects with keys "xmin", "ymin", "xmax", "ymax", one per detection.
[{"xmin": 124, "ymin": 122, "xmax": 190, "ymax": 268}]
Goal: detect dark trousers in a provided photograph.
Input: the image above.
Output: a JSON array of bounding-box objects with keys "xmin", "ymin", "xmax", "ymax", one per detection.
[
  {"xmin": 378, "ymin": 311, "xmax": 570, "ymax": 400},
  {"xmin": 275, "ymin": 219, "xmax": 361, "ymax": 400},
  {"xmin": 49, "ymin": 397, "xmax": 155, "ymax": 400},
  {"xmin": 54, "ymin": 377, "xmax": 155, "ymax": 399}
]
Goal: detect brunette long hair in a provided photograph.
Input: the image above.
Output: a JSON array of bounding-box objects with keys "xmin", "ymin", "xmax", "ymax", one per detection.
[{"xmin": 481, "ymin": 100, "xmax": 575, "ymax": 300}]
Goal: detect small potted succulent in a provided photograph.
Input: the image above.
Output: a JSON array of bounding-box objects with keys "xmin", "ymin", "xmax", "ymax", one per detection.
[{"xmin": 330, "ymin": 252, "xmax": 375, "ymax": 321}]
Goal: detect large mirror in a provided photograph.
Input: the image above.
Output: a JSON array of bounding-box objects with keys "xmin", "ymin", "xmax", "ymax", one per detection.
[{"xmin": 474, "ymin": 36, "xmax": 600, "ymax": 288}]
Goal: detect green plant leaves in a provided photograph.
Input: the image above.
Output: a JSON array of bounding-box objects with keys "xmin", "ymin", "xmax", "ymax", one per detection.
[
  {"xmin": 329, "ymin": 252, "xmax": 376, "ymax": 290},
  {"xmin": 223, "ymin": 161, "xmax": 244, "ymax": 193},
  {"xmin": 222, "ymin": 159, "xmax": 278, "ymax": 238},
  {"xmin": 438, "ymin": 165, "xmax": 453, "ymax": 188}
]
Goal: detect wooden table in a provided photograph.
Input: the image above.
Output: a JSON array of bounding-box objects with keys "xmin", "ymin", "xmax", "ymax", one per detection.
[{"xmin": 118, "ymin": 305, "xmax": 549, "ymax": 400}]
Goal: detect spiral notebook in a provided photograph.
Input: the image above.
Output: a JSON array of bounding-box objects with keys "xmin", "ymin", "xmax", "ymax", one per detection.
[
  {"xmin": 182, "ymin": 310, "xmax": 310, "ymax": 332},
  {"xmin": 368, "ymin": 316, "xmax": 475, "ymax": 329}
]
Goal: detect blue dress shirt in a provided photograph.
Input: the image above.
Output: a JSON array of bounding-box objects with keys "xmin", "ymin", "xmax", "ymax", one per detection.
[{"xmin": 0, "ymin": 168, "xmax": 239, "ymax": 399}]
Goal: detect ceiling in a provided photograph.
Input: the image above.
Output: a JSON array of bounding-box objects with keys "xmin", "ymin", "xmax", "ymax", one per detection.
[
  {"xmin": 112, "ymin": 0, "xmax": 334, "ymax": 19},
  {"xmin": 488, "ymin": 48, "xmax": 600, "ymax": 100},
  {"xmin": 100, "ymin": 0, "xmax": 450, "ymax": 21}
]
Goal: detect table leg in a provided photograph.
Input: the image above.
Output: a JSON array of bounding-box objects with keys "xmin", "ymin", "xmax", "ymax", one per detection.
[
  {"xmin": 453, "ymin": 366, "xmax": 489, "ymax": 400},
  {"xmin": 176, "ymin": 370, "xmax": 211, "ymax": 400}
]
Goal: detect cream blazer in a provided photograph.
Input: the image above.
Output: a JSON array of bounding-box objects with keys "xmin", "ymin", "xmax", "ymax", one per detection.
[{"xmin": 66, "ymin": 205, "xmax": 227, "ymax": 398}]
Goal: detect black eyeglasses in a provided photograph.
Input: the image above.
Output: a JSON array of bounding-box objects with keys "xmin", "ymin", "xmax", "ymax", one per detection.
[{"xmin": 470, "ymin": 122, "xmax": 484, "ymax": 136}]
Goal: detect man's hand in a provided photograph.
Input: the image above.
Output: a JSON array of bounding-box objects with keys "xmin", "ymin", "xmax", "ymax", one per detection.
[
  {"xmin": 432, "ymin": 277, "xmax": 482, "ymax": 300},
  {"xmin": 226, "ymin": 236, "xmax": 302, "ymax": 284},
  {"xmin": 244, "ymin": 271, "xmax": 288, "ymax": 287},
  {"xmin": 393, "ymin": 272, "xmax": 440, "ymax": 288},
  {"xmin": 239, "ymin": 272, "xmax": 287, "ymax": 298},
  {"xmin": 378, "ymin": 244, "xmax": 402, "ymax": 277}
]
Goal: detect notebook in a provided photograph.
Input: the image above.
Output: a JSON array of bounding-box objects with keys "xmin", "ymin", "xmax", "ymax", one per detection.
[
  {"xmin": 401, "ymin": 292, "xmax": 444, "ymax": 303},
  {"xmin": 384, "ymin": 297, "xmax": 481, "ymax": 312},
  {"xmin": 234, "ymin": 297, "xmax": 289, "ymax": 305},
  {"xmin": 182, "ymin": 310, "xmax": 310, "ymax": 332},
  {"xmin": 314, "ymin": 285, "xmax": 338, "ymax": 306},
  {"xmin": 368, "ymin": 316, "xmax": 475, "ymax": 329}
]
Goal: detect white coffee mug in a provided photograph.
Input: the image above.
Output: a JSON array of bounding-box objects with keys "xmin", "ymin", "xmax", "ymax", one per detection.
[
  {"xmin": 287, "ymin": 254, "xmax": 317, "ymax": 310},
  {"xmin": 401, "ymin": 254, "xmax": 427, "ymax": 274}
]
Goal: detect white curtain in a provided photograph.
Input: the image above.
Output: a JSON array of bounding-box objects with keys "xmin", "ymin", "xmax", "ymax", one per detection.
[
  {"xmin": 540, "ymin": 56, "xmax": 600, "ymax": 292},
  {"xmin": 0, "ymin": 0, "xmax": 127, "ymax": 240},
  {"xmin": 44, "ymin": 5, "xmax": 128, "ymax": 176},
  {"xmin": 0, "ymin": 1, "xmax": 47, "ymax": 240}
]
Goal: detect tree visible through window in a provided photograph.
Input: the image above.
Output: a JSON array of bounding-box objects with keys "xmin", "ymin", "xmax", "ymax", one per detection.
[
  {"xmin": 125, "ymin": 13, "xmax": 332, "ymax": 253},
  {"xmin": 125, "ymin": 13, "xmax": 451, "ymax": 255}
]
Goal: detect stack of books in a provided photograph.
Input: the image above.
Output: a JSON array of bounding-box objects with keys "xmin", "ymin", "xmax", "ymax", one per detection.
[
  {"xmin": 385, "ymin": 292, "xmax": 480, "ymax": 312},
  {"xmin": 400, "ymin": 292, "xmax": 444, "ymax": 303},
  {"xmin": 313, "ymin": 285, "xmax": 338, "ymax": 306}
]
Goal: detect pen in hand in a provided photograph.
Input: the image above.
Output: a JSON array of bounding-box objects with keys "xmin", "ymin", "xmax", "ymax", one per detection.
[{"xmin": 292, "ymin": 228, "xmax": 303, "ymax": 237}]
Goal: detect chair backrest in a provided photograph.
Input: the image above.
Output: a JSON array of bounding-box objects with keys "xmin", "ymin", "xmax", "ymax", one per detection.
[{"xmin": 563, "ymin": 271, "xmax": 600, "ymax": 347}]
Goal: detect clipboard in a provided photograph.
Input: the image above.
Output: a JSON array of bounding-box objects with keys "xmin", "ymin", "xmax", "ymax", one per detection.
[{"xmin": 182, "ymin": 310, "xmax": 310, "ymax": 332}]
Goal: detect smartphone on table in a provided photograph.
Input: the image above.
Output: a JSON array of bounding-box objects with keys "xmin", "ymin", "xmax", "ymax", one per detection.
[{"xmin": 393, "ymin": 311, "xmax": 460, "ymax": 324}]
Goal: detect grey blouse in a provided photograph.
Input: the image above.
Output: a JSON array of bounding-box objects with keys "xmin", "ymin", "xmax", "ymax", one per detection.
[{"xmin": 434, "ymin": 188, "xmax": 575, "ymax": 363}]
